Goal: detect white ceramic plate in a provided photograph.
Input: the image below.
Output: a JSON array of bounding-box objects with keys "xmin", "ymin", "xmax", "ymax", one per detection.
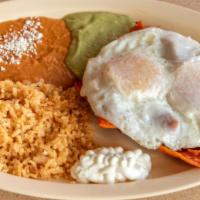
[{"xmin": 0, "ymin": 0, "xmax": 200, "ymax": 199}]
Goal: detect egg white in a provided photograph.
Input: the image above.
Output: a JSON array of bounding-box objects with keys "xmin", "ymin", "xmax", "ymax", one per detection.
[{"xmin": 81, "ymin": 27, "xmax": 200, "ymax": 150}]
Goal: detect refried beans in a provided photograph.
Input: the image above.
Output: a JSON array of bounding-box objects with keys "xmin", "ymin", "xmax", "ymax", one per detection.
[{"xmin": 0, "ymin": 17, "xmax": 74, "ymax": 88}]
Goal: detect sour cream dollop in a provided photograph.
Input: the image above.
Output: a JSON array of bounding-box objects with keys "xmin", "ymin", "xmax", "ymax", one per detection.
[{"xmin": 71, "ymin": 147, "xmax": 151, "ymax": 183}]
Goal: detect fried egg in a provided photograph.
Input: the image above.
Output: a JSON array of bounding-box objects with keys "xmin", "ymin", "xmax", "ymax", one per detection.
[{"xmin": 81, "ymin": 27, "xmax": 200, "ymax": 150}]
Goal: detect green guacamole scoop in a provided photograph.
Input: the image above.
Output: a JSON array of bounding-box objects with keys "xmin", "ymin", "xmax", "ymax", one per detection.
[{"xmin": 63, "ymin": 12, "xmax": 135, "ymax": 78}]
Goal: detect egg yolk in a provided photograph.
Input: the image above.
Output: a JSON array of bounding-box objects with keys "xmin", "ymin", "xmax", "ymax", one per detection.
[
  {"xmin": 104, "ymin": 52, "xmax": 161, "ymax": 96},
  {"xmin": 169, "ymin": 61, "xmax": 200, "ymax": 115}
]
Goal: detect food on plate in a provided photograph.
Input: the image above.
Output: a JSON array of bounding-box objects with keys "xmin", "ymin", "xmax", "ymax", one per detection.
[
  {"xmin": 130, "ymin": 21, "xmax": 144, "ymax": 32},
  {"xmin": 160, "ymin": 145, "xmax": 200, "ymax": 167},
  {"xmin": 0, "ymin": 9, "xmax": 199, "ymax": 184},
  {"xmin": 97, "ymin": 20, "xmax": 144, "ymax": 129},
  {"xmin": 63, "ymin": 12, "xmax": 135, "ymax": 78},
  {"xmin": 0, "ymin": 80, "xmax": 95, "ymax": 181},
  {"xmin": 81, "ymin": 27, "xmax": 200, "ymax": 151},
  {"xmin": 0, "ymin": 17, "xmax": 74, "ymax": 88},
  {"xmin": 98, "ymin": 117, "xmax": 116, "ymax": 129},
  {"xmin": 71, "ymin": 147, "xmax": 151, "ymax": 183}
]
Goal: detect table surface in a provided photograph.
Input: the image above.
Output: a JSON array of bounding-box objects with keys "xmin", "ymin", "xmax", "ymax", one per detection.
[{"xmin": 0, "ymin": 0, "xmax": 200, "ymax": 199}]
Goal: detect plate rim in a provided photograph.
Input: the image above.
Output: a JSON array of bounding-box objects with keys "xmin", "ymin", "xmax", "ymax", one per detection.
[{"xmin": 0, "ymin": 168, "xmax": 200, "ymax": 200}]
